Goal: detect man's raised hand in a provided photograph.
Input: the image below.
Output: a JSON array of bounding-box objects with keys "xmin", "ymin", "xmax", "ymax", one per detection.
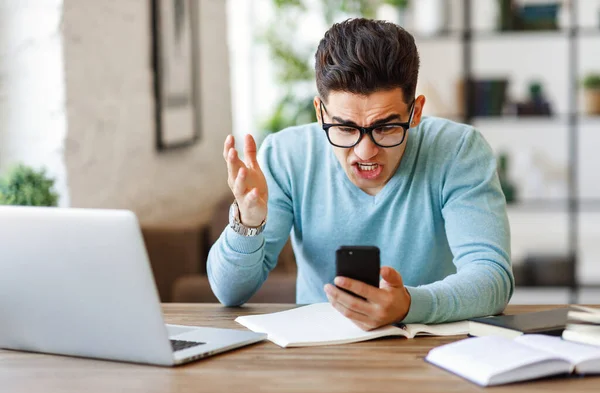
[{"xmin": 223, "ymin": 134, "xmax": 268, "ymax": 227}]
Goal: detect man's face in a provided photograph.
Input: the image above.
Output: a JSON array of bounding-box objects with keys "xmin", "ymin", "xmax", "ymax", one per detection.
[{"xmin": 315, "ymin": 88, "xmax": 424, "ymax": 195}]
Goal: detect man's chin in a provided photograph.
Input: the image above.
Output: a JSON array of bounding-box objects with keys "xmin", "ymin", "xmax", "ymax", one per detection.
[{"xmin": 348, "ymin": 172, "xmax": 385, "ymax": 191}]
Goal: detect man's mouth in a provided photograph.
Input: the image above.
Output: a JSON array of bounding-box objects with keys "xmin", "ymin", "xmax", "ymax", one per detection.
[
  {"xmin": 352, "ymin": 162, "xmax": 383, "ymax": 180},
  {"xmin": 356, "ymin": 163, "xmax": 379, "ymax": 172}
]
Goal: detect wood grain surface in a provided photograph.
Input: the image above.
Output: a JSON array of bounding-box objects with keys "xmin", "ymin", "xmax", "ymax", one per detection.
[{"xmin": 1, "ymin": 304, "xmax": 598, "ymax": 392}]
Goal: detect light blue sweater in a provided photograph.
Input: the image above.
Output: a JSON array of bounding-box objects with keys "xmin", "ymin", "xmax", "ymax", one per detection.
[{"xmin": 207, "ymin": 117, "xmax": 514, "ymax": 324}]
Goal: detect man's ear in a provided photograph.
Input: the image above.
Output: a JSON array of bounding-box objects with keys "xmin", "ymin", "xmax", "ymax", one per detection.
[
  {"xmin": 313, "ymin": 96, "xmax": 321, "ymax": 123},
  {"xmin": 411, "ymin": 95, "xmax": 426, "ymax": 128}
]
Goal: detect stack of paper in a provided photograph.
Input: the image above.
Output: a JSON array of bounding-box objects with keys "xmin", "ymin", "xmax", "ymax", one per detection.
[{"xmin": 562, "ymin": 305, "xmax": 600, "ymax": 347}]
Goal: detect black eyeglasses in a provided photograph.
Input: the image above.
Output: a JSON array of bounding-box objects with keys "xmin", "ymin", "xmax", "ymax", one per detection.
[{"xmin": 319, "ymin": 99, "xmax": 415, "ymax": 148}]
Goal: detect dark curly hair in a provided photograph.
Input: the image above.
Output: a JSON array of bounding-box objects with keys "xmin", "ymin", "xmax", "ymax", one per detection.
[{"xmin": 315, "ymin": 18, "xmax": 420, "ymax": 104}]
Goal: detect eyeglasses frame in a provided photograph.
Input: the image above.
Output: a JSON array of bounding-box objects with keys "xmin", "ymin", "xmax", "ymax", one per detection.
[{"xmin": 319, "ymin": 98, "xmax": 416, "ymax": 148}]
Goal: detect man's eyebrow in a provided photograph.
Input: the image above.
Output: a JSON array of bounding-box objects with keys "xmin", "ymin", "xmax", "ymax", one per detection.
[{"xmin": 331, "ymin": 114, "xmax": 403, "ymax": 126}]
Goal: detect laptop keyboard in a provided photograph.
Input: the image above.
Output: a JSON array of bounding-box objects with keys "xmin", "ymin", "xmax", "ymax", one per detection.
[{"xmin": 170, "ymin": 339, "xmax": 206, "ymax": 352}]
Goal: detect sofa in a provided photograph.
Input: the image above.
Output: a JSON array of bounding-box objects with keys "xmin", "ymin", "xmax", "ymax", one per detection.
[{"xmin": 142, "ymin": 195, "xmax": 297, "ymax": 304}]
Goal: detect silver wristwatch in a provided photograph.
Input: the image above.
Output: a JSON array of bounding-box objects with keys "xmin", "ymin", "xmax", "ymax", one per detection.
[{"xmin": 228, "ymin": 200, "xmax": 266, "ymax": 236}]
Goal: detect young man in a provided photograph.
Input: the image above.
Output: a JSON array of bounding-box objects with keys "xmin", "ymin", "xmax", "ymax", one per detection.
[{"xmin": 208, "ymin": 18, "xmax": 513, "ymax": 329}]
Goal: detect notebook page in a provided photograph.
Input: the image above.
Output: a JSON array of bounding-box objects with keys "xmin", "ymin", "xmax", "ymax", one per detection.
[
  {"xmin": 425, "ymin": 336, "xmax": 565, "ymax": 386},
  {"xmin": 404, "ymin": 321, "xmax": 469, "ymax": 338},
  {"xmin": 516, "ymin": 334, "xmax": 600, "ymax": 366},
  {"xmin": 235, "ymin": 303, "xmax": 402, "ymax": 347}
]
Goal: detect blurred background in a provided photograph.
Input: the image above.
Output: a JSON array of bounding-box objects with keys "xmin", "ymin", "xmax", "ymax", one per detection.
[{"xmin": 1, "ymin": 0, "xmax": 600, "ymax": 305}]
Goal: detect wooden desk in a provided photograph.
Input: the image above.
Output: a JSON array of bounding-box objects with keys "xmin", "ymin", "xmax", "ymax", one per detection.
[{"xmin": 1, "ymin": 304, "xmax": 598, "ymax": 392}]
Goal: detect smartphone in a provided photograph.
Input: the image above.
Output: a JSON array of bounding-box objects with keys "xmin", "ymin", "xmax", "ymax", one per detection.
[{"xmin": 335, "ymin": 246, "xmax": 381, "ymax": 300}]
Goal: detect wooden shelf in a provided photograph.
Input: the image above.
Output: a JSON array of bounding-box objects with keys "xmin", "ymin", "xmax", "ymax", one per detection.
[
  {"xmin": 413, "ymin": 30, "xmax": 462, "ymax": 42},
  {"xmin": 423, "ymin": 28, "xmax": 600, "ymax": 40},
  {"xmin": 471, "ymin": 29, "xmax": 568, "ymax": 39},
  {"xmin": 507, "ymin": 200, "xmax": 600, "ymax": 213},
  {"xmin": 577, "ymin": 27, "xmax": 600, "ymax": 37}
]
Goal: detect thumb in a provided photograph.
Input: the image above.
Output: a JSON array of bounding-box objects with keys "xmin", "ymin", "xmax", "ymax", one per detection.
[{"xmin": 380, "ymin": 266, "xmax": 404, "ymax": 289}]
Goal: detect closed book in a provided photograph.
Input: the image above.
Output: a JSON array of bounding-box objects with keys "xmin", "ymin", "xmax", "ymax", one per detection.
[{"xmin": 469, "ymin": 308, "xmax": 569, "ymax": 339}]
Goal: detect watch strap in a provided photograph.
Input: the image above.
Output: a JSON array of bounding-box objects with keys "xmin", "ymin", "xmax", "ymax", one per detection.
[{"xmin": 229, "ymin": 200, "xmax": 266, "ymax": 237}]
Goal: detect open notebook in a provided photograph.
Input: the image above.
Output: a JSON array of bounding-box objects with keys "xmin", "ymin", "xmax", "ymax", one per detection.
[
  {"xmin": 235, "ymin": 303, "xmax": 468, "ymax": 348},
  {"xmin": 425, "ymin": 334, "xmax": 600, "ymax": 387}
]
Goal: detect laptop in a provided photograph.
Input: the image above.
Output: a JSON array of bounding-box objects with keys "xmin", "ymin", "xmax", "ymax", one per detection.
[{"xmin": 0, "ymin": 206, "xmax": 266, "ymax": 366}]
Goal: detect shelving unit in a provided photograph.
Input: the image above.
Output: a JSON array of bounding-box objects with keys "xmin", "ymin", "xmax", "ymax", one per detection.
[{"xmin": 418, "ymin": 0, "xmax": 600, "ymax": 302}]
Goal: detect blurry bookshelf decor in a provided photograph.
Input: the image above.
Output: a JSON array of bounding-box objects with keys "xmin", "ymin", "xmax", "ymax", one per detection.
[
  {"xmin": 458, "ymin": 78, "xmax": 508, "ymax": 117},
  {"xmin": 582, "ymin": 73, "xmax": 600, "ymax": 115},
  {"xmin": 513, "ymin": 81, "xmax": 553, "ymax": 116},
  {"xmin": 497, "ymin": 152, "xmax": 517, "ymax": 204},
  {"xmin": 498, "ymin": 0, "xmax": 561, "ymax": 31},
  {"xmin": 150, "ymin": 0, "xmax": 201, "ymax": 151},
  {"xmin": 458, "ymin": 79, "xmax": 553, "ymax": 118},
  {"xmin": 456, "ymin": 0, "xmax": 600, "ymax": 300}
]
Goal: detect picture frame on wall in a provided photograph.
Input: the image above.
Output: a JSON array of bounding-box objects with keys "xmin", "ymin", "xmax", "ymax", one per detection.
[{"xmin": 150, "ymin": 0, "xmax": 201, "ymax": 151}]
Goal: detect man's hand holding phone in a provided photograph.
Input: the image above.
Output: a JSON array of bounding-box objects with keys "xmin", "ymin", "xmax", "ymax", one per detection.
[{"xmin": 324, "ymin": 246, "xmax": 411, "ymax": 331}]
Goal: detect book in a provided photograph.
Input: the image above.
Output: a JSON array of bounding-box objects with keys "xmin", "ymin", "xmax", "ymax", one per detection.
[
  {"xmin": 468, "ymin": 308, "xmax": 569, "ymax": 339},
  {"xmin": 235, "ymin": 303, "xmax": 469, "ymax": 348},
  {"xmin": 425, "ymin": 334, "xmax": 600, "ymax": 387},
  {"xmin": 566, "ymin": 305, "xmax": 600, "ymax": 324},
  {"xmin": 562, "ymin": 305, "xmax": 600, "ymax": 347}
]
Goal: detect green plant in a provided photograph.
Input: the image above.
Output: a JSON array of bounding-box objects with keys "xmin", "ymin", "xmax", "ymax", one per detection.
[
  {"xmin": 582, "ymin": 74, "xmax": 600, "ymax": 89},
  {"xmin": 382, "ymin": 0, "xmax": 409, "ymax": 8},
  {"xmin": 0, "ymin": 164, "xmax": 59, "ymax": 206}
]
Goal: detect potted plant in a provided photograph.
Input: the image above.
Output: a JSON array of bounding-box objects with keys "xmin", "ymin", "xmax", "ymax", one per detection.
[
  {"xmin": 0, "ymin": 164, "xmax": 59, "ymax": 206},
  {"xmin": 582, "ymin": 73, "xmax": 600, "ymax": 116}
]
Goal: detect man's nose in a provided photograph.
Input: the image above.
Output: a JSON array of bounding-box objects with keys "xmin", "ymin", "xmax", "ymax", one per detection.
[{"xmin": 353, "ymin": 133, "xmax": 379, "ymax": 160}]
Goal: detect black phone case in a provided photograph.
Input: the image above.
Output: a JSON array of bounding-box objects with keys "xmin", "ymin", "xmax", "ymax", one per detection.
[{"xmin": 335, "ymin": 246, "xmax": 380, "ymax": 300}]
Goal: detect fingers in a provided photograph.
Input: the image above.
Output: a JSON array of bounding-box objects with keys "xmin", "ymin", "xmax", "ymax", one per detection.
[
  {"xmin": 243, "ymin": 134, "xmax": 258, "ymax": 168},
  {"xmin": 226, "ymin": 146, "xmax": 245, "ymax": 189},
  {"xmin": 223, "ymin": 134, "xmax": 235, "ymax": 160},
  {"xmin": 331, "ymin": 302, "xmax": 375, "ymax": 330},
  {"xmin": 232, "ymin": 167, "xmax": 260, "ymax": 201},
  {"xmin": 324, "ymin": 285, "xmax": 376, "ymax": 331},
  {"xmin": 325, "ymin": 284, "xmax": 371, "ymax": 316},
  {"xmin": 334, "ymin": 276, "xmax": 379, "ymax": 301},
  {"xmin": 232, "ymin": 167, "xmax": 248, "ymax": 199}
]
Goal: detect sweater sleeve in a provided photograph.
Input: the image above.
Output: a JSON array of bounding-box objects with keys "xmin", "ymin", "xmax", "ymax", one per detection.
[
  {"xmin": 207, "ymin": 135, "xmax": 294, "ymax": 306},
  {"xmin": 402, "ymin": 129, "xmax": 514, "ymax": 324}
]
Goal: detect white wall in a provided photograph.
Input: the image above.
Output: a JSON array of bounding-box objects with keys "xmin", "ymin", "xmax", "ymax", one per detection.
[
  {"xmin": 0, "ymin": 0, "xmax": 69, "ymax": 206},
  {"xmin": 62, "ymin": 0, "xmax": 232, "ymax": 225}
]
